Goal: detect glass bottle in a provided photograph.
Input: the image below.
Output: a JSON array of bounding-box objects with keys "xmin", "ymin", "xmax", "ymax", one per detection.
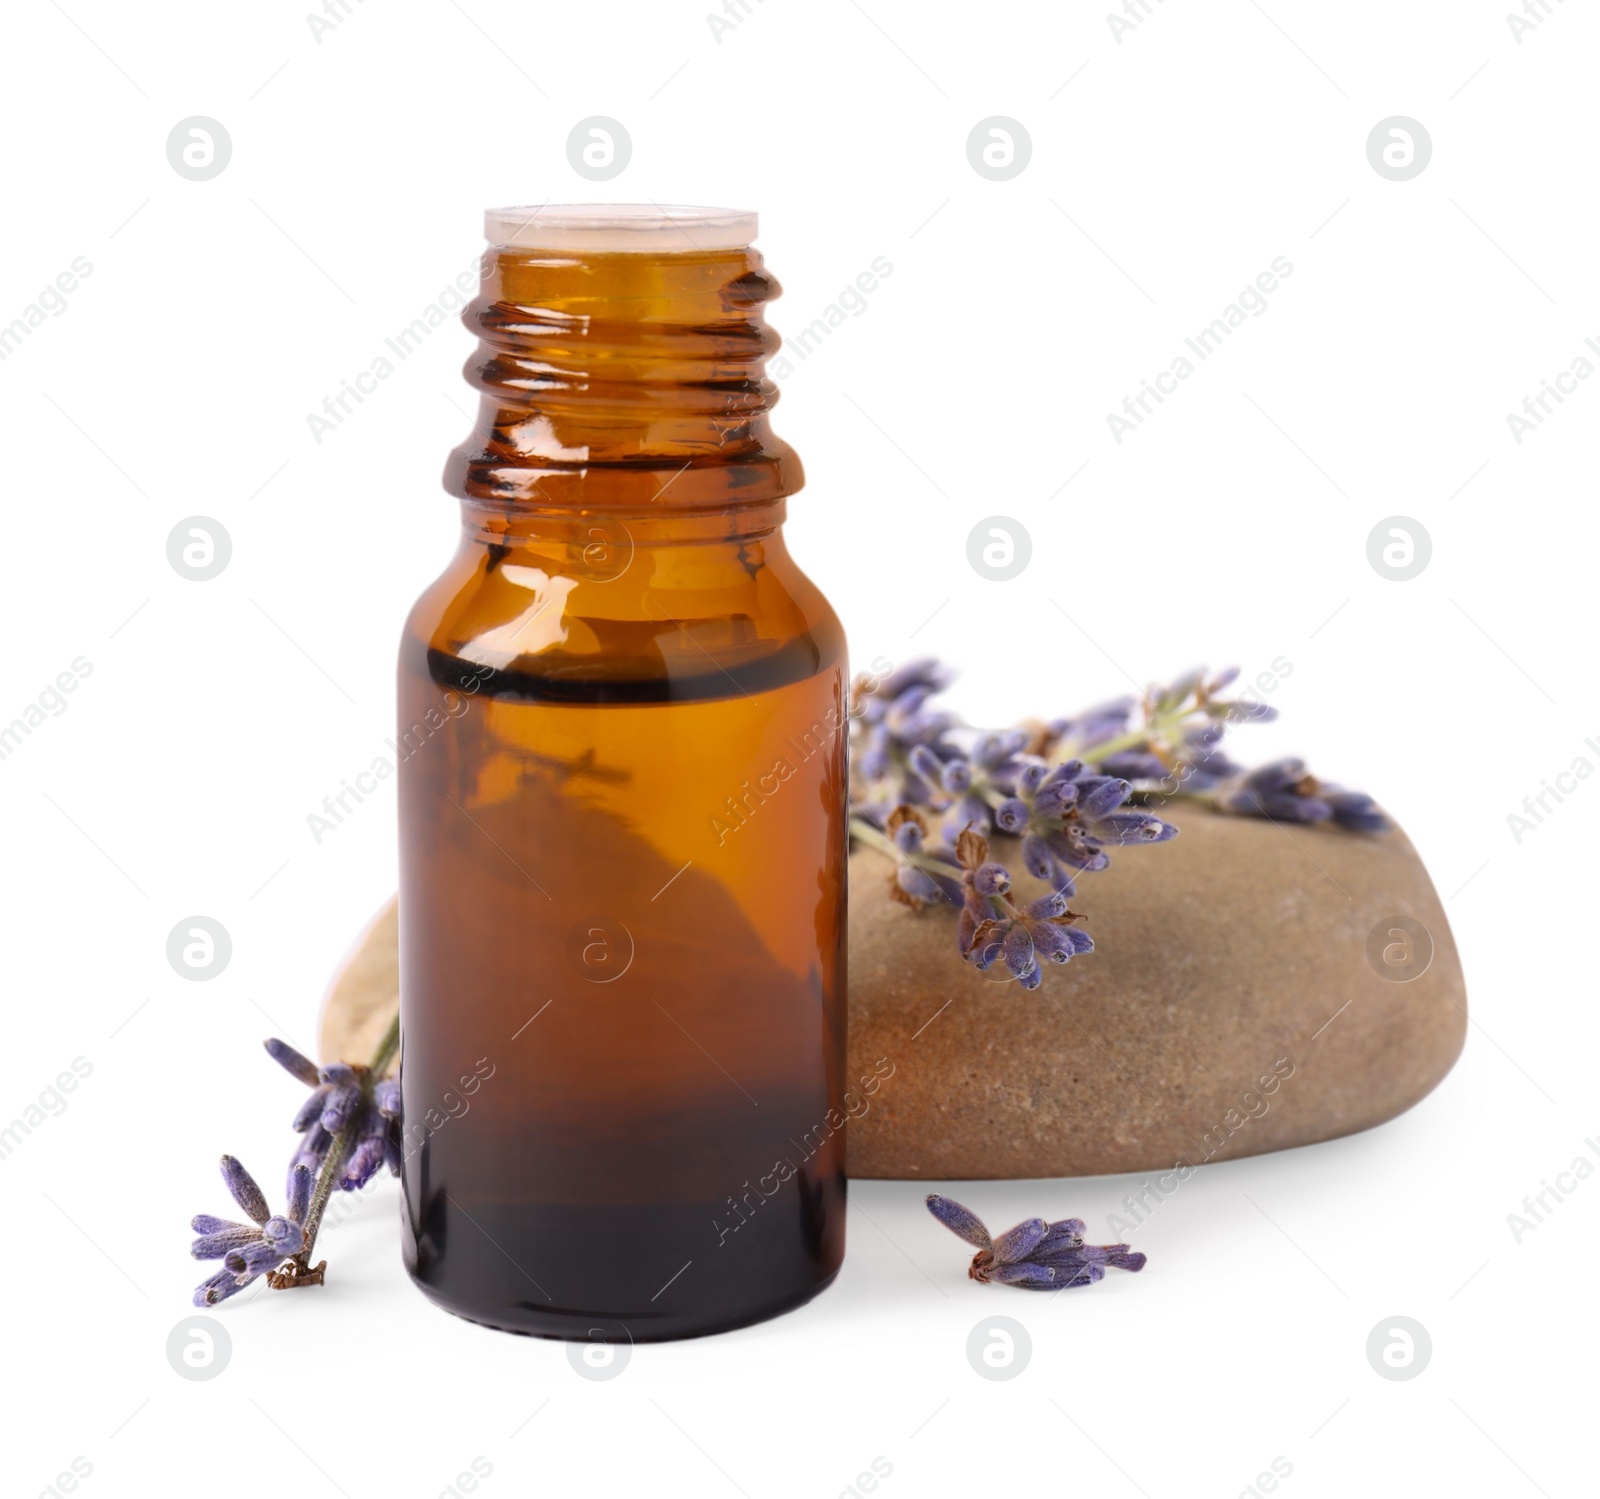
[{"xmin": 397, "ymin": 205, "xmax": 848, "ymax": 1341}]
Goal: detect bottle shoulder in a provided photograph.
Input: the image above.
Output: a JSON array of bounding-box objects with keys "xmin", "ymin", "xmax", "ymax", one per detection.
[{"xmin": 401, "ymin": 532, "xmax": 845, "ymax": 704}]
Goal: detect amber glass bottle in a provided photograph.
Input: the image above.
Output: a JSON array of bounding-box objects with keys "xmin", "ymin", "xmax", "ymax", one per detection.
[{"xmin": 397, "ymin": 206, "xmax": 848, "ymax": 1341}]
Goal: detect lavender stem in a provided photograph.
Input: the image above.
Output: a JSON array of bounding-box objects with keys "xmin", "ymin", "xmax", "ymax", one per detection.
[{"xmin": 289, "ymin": 1012, "xmax": 399, "ymax": 1272}]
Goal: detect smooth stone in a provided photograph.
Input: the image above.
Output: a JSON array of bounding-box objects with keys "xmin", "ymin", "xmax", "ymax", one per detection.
[
  {"xmin": 319, "ymin": 898, "xmax": 400, "ymax": 1069},
  {"xmin": 847, "ymin": 808, "xmax": 1465, "ymax": 1179},
  {"xmin": 320, "ymin": 811, "xmax": 1466, "ymax": 1181}
]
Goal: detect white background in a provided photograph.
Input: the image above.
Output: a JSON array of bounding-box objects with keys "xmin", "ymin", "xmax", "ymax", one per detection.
[{"xmin": 1, "ymin": 1, "xmax": 1593, "ymax": 1495}]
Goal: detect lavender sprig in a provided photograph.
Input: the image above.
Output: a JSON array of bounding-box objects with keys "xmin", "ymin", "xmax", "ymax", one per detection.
[
  {"xmin": 189, "ymin": 1015, "xmax": 400, "ymax": 1306},
  {"xmin": 1044, "ymin": 666, "xmax": 1393, "ymax": 832},
  {"xmin": 848, "ymin": 659, "xmax": 1390, "ymax": 993},
  {"xmin": 926, "ymin": 1193, "xmax": 1146, "ymax": 1289}
]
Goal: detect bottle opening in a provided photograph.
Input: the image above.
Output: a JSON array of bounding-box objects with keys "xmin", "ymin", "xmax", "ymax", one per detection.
[{"xmin": 484, "ymin": 203, "xmax": 758, "ymax": 253}]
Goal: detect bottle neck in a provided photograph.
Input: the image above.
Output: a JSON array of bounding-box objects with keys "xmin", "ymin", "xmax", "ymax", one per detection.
[{"xmin": 444, "ymin": 243, "xmax": 803, "ymax": 535}]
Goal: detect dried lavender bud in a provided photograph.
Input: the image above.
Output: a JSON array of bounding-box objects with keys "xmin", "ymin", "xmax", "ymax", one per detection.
[
  {"xmin": 318, "ymin": 1062, "xmax": 362, "ymax": 1133},
  {"xmin": 190, "ymin": 1214, "xmax": 245, "ymax": 1236},
  {"xmin": 192, "ymin": 1156, "xmax": 309, "ymax": 1306},
  {"xmin": 1217, "ymin": 758, "xmax": 1331, "ymax": 824},
  {"xmin": 990, "ymin": 1262, "xmax": 1055, "ymax": 1287},
  {"xmin": 925, "ymin": 1194, "xmax": 992, "ymax": 1250},
  {"xmin": 972, "ymin": 861, "xmax": 1009, "ymax": 897},
  {"xmin": 226, "ymin": 1241, "xmax": 282, "ymax": 1278},
  {"xmin": 262, "ymin": 1215, "xmax": 306, "ymax": 1255},
  {"xmin": 940, "ymin": 758, "xmax": 972, "ymax": 794},
  {"xmin": 1001, "ymin": 923, "xmax": 1035, "ymax": 982},
  {"xmin": 189, "ymin": 1226, "xmax": 259, "ymax": 1258},
  {"xmin": 940, "ymin": 793, "xmax": 990, "ymax": 844},
  {"xmin": 341, "ymin": 1136, "xmax": 388, "ymax": 1191},
  {"xmin": 995, "ymin": 797, "xmax": 1029, "ymax": 834},
  {"xmin": 286, "ymin": 1163, "xmax": 312, "ymax": 1225},
  {"xmin": 1027, "ymin": 920, "xmax": 1078, "ymax": 965},
  {"xmin": 1323, "ymin": 789, "xmax": 1391, "ymax": 833},
  {"xmin": 991, "ymin": 1216, "xmax": 1048, "ymax": 1264},
  {"xmin": 925, "ymin": 1195, "xmax": 1147, "ymax": 1291},
  {"xmin": 264, "ymin": 1038, "xmax": 321, "ymax": 1088},
  {"xmin": 896, "ymin": 865, "xmax": 944, "ymax": 904},
  {"xmin": 221, "ymin": 1156, "xmax": 271, "ymax": 1226},
  {"xmin": 891, "ymin": 818, "xmax": 925, "ymax": 854},
  {"xmin": 1099, "ymin": 749, "xmax": 1168, "ymax": 781},
  {"xmin": 907, "ymin": 744, "xmax": 945, "ymax": 786},
  {"xmin": 1036, "ymin": 1217, "xmax": 1085, "ymax": 1249},
  {"xmin": 194, "ymin": 1267, "xmax": 244, "ymax": 1307}
]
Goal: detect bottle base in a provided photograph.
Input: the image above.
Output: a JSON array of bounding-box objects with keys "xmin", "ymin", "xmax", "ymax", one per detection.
[{"xmin": 404, "ymin": 1264, "xmax": 842, "ymax": 1343}]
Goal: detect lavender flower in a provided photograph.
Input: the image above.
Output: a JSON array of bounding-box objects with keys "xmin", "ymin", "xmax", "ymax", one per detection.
[
  {"xmin": 266, "ymin": 1039, "xmax": 401, "ymax": 1195},
  {"xmin": 954, "ymin": 829, "xmax": 1093, "ymax": 991},
  {"xmin": 880, "ymin": 806, "xmax": 965, "ymax": 910},
  {"xmin": 926, "ymin": 1194, "xmax": 1146, "ymax": 1289},
  {"xmin": 848, "ymin": 656, "xmax": 1389, "ymax": 993},
  {"xmin": 851, "ymin": 658, "xmax": 958, "ymax": 818},
  {"xmin": 997, "ymin": 758, "xmax": 1179, "ymax": 890},
  {"xmin": 190, "ymin": 1157, "xmax": 310, "ymax": 1306},
  {"xmin": 1215, "ymin": 758, "xmax": 1392, "ymax": 832}
]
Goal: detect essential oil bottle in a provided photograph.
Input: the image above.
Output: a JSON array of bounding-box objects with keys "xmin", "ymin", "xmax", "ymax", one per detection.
[{"xmin": 397, "ymin": 205, "xmax": 848, "ymax": 1340}]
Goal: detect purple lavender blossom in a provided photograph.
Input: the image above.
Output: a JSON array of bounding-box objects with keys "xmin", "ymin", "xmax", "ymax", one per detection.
[
  {"xmin": 849, "ymin": 658, "xmax": 1391, "ymax": 994},
  {"xmin": 265, "ymin": 1039, "xmax": 401, "ymax": 1195},
  {"xmin": 190, "ymin": 1157, "xmax": 310, "ymax": 1306},
  {"xmin": 926, "ymin": 1194, "xmax": 1146, "ymax": 1290},
  {"xmin": 954, "ymin": 829, "xmax": 1093, "ymax": 991},
  {"xmin": 1216, "ymin": 758, "xmax": 1392, "ymax": 832}
]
